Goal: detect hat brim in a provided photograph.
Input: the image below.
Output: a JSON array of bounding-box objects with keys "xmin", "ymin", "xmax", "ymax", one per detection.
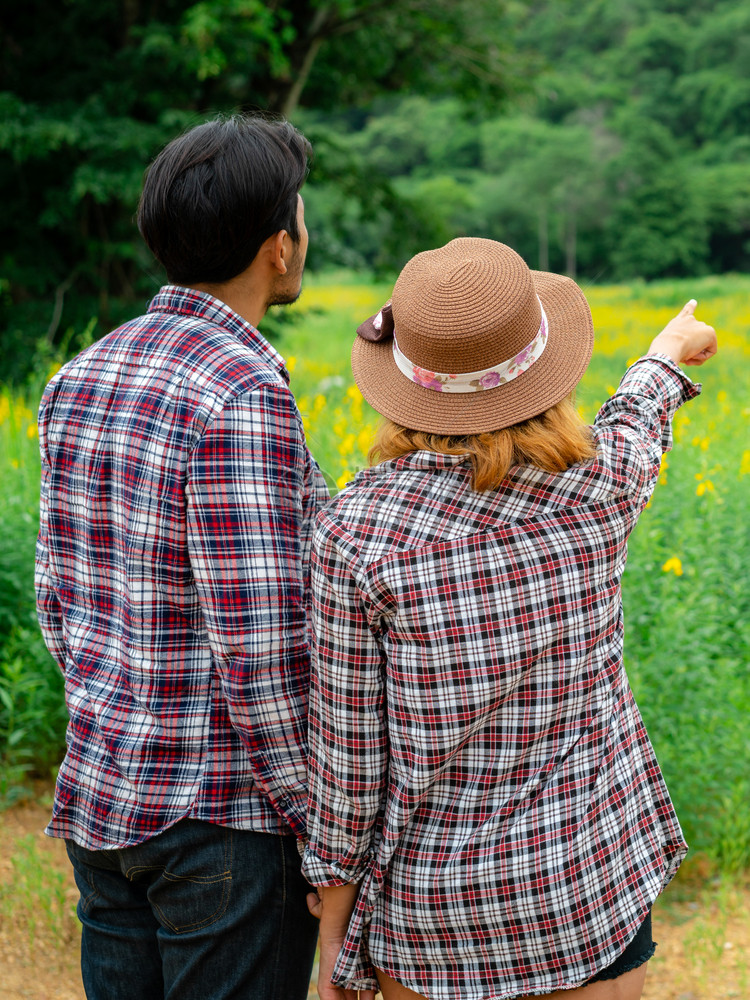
[{"xmin": 351, "ymin": 270, "xmax": 594, "ymax": 435}]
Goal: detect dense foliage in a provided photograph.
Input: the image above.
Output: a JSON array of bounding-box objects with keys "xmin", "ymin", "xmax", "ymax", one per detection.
[
  {"xmin": 3, "ymin": 1, "xmax": 750, "ymax": 378},
  {"xmin": 303, "ymin": 0, "xmax": 750, "ymax": 279},
  {"xmin": 0, "ymin": 0, "xmax": 521, "ymax": 379}
]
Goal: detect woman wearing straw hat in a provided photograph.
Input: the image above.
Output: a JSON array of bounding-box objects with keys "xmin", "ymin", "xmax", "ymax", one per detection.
[{"xmin": 302, "ymin": 238, "xmax": 717, "ymax": 1000}]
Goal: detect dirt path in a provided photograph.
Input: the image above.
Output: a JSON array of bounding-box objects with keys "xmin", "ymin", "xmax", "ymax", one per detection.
[{"xmin": 1, "ymin": 790, "xmax": 748, "ymax": 1000}]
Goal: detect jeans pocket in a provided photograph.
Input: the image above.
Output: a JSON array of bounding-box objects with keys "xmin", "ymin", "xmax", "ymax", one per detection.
[
  {"xmin": 66, "ymin": 839, "xmax": 117, "ymax": 917},
  {"xmin": 129, "ymin": 822, "xmax": 234, "ymax": 934}
]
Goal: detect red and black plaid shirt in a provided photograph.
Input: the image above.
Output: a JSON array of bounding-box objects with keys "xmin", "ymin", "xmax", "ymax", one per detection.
[
  {"xmin": 36, "ymin": 286, "xmax": 329, "ymax": 848},
  {"xmin": 303, "ymin": 356, "xmax": 697, "ymax": 998}
]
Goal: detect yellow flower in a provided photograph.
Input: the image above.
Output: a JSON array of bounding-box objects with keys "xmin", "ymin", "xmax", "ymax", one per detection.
[
  {"xmin": 696, "ymin": 479, "xmax": 714, "ymax": 496},
  {"xmin": 27, "ymin": 423, "xmax": 38, "ymax": 439},
  {"xmin": 285, "ymin": 355, "xmax": 297, "ymax": 374},
  {"xmin": 662, "ymin": 557, "xmax": 683, "ymax": 576},
  {"xmin": 11, "ymin": 458, "xmax": 20, "ymax": 469},
  {"xmin": 357, "ymin": 426, "xmax": 373, "ymax": 454},
  {"xmin": 336, "ymin": 469, "xmax": 353, "ymax": 491},
  {"xmin": 7, "ymin": 402, "xmax": 32, "ymax": 431},
  {"xmin": 338, "ymin": 433, "xmax": 356, "ymax": 457},
  {"xmin": 740, "ymin": 451, "xmax": 750, "ymax": 477}
]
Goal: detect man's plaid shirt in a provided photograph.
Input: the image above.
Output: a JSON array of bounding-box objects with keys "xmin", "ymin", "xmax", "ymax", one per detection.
[
  {"xmin": 303, "ymin": 356, "xmax": 697, "ymax": 999},
  {"xmin": 35, "ymin": 286, "xmax": 329, "ymax": 848}
]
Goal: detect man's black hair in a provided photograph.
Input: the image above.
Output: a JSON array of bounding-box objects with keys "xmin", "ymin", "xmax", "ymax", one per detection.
[{"xmin": 137, "ymin": 114, "xmax": 311, "ymax": 285}]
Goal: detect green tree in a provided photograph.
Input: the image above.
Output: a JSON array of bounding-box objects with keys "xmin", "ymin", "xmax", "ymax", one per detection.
[
  {"xmin": 0, "ymin": 0, "xmax": 523, "ymax": 379},
  {"xmin": 605, "ymin": 116, "xmax": 710, "ymax": 279},
  {"xmin": 480, "ymin": 116, "xmax": 610, "ymax": 277}
]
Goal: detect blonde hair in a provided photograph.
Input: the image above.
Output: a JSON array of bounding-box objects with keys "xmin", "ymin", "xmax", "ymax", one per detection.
[{"xmin": 369, "ymin": 396, "xmax": 597, "ymax": 491}]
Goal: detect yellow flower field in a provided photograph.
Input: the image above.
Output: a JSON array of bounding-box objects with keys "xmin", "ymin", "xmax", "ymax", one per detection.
[
  {"xmin": 278, "ymin": 274, "xmax": 750, "ymax": 873},
  {"xmin": 1, "ymin": 273, "xmax": 748, "ymax": 870},
  {"xmin": 0, "ymin": 275, "xmax": 748, "ymax": 1000}
]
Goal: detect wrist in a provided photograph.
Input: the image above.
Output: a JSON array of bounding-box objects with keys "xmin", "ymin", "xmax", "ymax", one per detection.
[
  {"xmin": 319, "ymin": 911, "xmax": 351, "ymax": 936},
  {"xmin": 317, "ymin": 882, "xmax": 359, "ymax": 937},
  {"xmin": 648, "ymin": 331, "xmax": 687, "ymax": 364}
]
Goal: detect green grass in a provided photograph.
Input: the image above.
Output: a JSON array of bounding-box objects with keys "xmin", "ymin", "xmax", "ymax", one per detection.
[{"xmin": 0, "ymin": 833, "xmax": 80, "ymax": 953}]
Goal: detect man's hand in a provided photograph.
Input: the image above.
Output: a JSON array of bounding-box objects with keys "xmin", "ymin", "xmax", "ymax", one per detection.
[{"xmin": 648, "ymin": 299, "xmax": 717, "ymax": 366}]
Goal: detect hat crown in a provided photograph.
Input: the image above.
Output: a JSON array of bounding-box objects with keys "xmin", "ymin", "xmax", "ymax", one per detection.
[{"xmin": 391, "ymin": 238, "xmax": 540, "ymax": 374}]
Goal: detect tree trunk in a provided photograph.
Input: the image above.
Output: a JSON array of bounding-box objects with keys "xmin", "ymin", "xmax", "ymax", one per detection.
[
  {"xmin": 279, "ymin": 33, "xmax": 327, "ymax": 117},
  {"xmin": 269, "ymin": 3, "xmax": 335, "ymax": 116}
]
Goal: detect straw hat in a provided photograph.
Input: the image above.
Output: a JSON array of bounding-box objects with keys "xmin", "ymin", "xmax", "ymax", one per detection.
[{"xmin": 352, "ymin": 237, "xmax": 594, "ymax": 434}]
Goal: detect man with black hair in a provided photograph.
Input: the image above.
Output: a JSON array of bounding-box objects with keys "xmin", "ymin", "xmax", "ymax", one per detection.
[{"xmin": 35, "ymin": 115, "xmax": 328, "ymax": 1000}]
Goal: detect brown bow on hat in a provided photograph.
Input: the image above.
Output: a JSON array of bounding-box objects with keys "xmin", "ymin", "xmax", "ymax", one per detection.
[
  {"xmin": 357, "ymin": 301, "xmax": 394, "ymax": 343},
  {"xmin": 352, "ymin": 237, "xmax": 594, "ymax": 434}
]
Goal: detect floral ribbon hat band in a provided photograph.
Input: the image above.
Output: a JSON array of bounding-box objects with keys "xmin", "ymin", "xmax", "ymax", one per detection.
[{"xmin": 391, "ymin": 300, "xmax": 549, "ymax": 394}]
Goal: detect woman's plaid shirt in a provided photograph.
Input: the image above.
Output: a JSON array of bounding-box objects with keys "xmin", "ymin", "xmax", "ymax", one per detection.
[
  {"xmin": 35, "ymin": 287, "xmax": 329, "ymax": 848},
  {"xmin": 303, "ymin": 356, "xmax": 697, "ymax": 999}
]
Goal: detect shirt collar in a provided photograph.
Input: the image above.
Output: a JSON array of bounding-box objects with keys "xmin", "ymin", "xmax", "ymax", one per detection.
[{"xmin": 147, "ymin": 285, "xmax": 290, "ymax": 383}]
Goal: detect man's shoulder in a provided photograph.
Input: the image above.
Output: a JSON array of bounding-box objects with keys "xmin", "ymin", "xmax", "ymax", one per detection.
[{"xmin": 58, "ymin": 306, "xmax": 286, "ymax": 403}]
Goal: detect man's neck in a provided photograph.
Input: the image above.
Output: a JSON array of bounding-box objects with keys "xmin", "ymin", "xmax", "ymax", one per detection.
[{"xmin": 189, "ymin": 277, "xmax": 267, "ymax": 329}]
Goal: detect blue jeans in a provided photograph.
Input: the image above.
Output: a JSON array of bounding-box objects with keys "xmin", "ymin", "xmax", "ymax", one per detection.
[{"xmin": 65, "ymin": 820, "xmax": 319, "ymax": 1000}]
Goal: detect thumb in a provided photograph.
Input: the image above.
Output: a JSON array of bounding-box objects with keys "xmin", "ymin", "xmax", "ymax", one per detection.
[
  {"xmin": 677, "ymin": 298, "xmax": 698, "ymax": 318},
  {"xmin": 307, "ymin": 891, "xmax": 323, "ymax": 920}
]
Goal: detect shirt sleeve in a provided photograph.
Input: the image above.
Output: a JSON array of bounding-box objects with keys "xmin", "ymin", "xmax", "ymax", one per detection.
[
  {"xmin": 591, "ymin": 353, "xmax": 701, "ymax": 512},
  {"xmin": 186, "ymin": 382, "xmax": 323, "ymax": 836},
  {"xmin": 302, "ymin": 511, "xmax": 388, "ymax": 887},
  {"xmin": 34, "ymin": 395, "xmax": 66, "ymax": 671}
]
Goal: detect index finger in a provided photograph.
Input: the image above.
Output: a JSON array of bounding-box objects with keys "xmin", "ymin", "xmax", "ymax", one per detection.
[{"xmin": 678, "ymin": 298, "xmax": 698, "ymax": 318}]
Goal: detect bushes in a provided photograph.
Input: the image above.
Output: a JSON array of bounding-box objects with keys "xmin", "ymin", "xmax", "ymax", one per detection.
[{"xmin": 0, "ymin": 387, "xmax": 68, "ymax": 804}]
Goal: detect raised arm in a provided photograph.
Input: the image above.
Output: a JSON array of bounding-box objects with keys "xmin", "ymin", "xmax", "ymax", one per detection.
[{"xmin": 592, "ymin": 300, "xmax": 717, "ymax": 515}]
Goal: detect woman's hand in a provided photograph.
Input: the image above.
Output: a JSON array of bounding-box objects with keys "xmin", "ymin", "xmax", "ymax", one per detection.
[
  {"xmin": 648, "ymin": 299, "xmax": 717, "ymax": 366},
  {"xmin": 307, "ymin": 885, "xmax": 377, "ymax": 1000},
  {"xmin": 316, "ymin": 929, "xmax": 373, "ymax": 1000}
]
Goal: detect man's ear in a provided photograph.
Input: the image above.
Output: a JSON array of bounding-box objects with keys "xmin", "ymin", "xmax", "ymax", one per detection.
[{"xmin": 271, "ymin": 229, "xmax": 289, "ymax": 274}]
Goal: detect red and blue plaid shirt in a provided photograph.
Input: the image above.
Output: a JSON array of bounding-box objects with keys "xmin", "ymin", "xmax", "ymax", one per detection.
[
  {"xmin": 303, "ymin": 356, "xmax": 697, "ymax": 998},
  {"xmin": 36, "ymin": 286, "xmax": 329, "ymax": 849}
]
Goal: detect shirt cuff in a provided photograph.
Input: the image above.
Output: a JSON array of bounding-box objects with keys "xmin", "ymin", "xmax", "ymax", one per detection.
[
  {"xmin": 627, "ymin": 353, "xmax": 702, "ymax": 402},
  {"xmin": 301, "ymin": 845, "xmax": 371, "ymax": 887}
]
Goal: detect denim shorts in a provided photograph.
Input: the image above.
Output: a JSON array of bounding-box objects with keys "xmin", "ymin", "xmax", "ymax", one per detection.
[
  {"xmin": 587, "ymin": 909, "xmax": 655, "ymax": 983},
  {"xmin": 510, "ymin": 909, "xmax": 655, "ymax": 999}
]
